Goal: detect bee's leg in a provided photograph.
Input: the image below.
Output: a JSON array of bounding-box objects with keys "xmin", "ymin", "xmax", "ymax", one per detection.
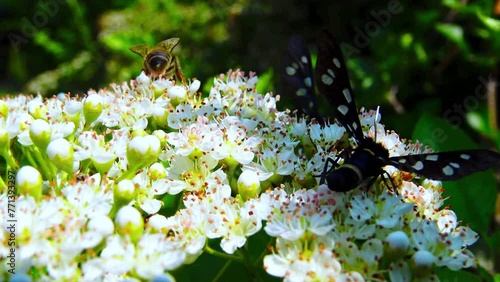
[{"xmin": 174, "ymin": 56, "xmax": 186, "ymax": 84}]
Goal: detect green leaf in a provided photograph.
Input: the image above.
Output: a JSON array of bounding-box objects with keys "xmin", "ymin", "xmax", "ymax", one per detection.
[
  {"xmin": 435, "ymin": 268, "xmax": 483, "ymax": 282},
  {"xmin": 477, "ymin": 11, "xmax": 500, "ymax": 32},
  {"xmin": 442, "ymin": 0, "xmax": 466, "ymax": 9},
  {"xmin": 255, "ymin": 69, "xmax": 274, "ymax": 95},
  {"xmin": 414, "ymin": 42, "xmax": 428, "ymax": 63},
  {"xmin": 172, "ymin": 230, "xmax": 278, "ymax": 282},
  {"xmin": 400, "ymin": 33, "xmax": 413, "ymax": 49},
  {"xmin": 487, "ymin": 230, "xmax": 500, "ymax": 279},
  {"xmin": 34, "ymin": 31, "xmax": 65, "ymax": 58},
  {"xmin": 412, "ymin": 114, "xmax": 496, "ymax": 236},
  {"xmin": 435, "ymin": 23, "xmax": 470, "ymax": 54},
  {"xmin": 202, "ymin": 75, "xmax": 216, "ymax": 95}
]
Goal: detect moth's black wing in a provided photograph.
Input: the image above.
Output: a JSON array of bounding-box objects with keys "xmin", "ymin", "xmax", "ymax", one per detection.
[
  {"xmin": 385, "ymin": 150, "xmax": 500, "ymax": 181},
  {"xmin": 315, "ymin": 30, "xmax": 364, "ymax": 142},
  {"xmin": 281, "ymin": 36, "xmax": 319, "ymax": 118}
]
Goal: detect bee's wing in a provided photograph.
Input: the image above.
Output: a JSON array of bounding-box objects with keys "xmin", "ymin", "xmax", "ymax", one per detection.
[
  {"xmin": 385, "ymin": 150, "xmax": 500, "ymax": 181},
  {"xmin": 157, "ymin": 38, "xmax": 180, "ymax": 52},
  {"xmin": 129, "ymin": 44, "xmax": 151, "ymax": 57}
]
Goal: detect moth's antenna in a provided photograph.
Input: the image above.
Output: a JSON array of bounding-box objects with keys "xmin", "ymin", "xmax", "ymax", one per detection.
[{"xmin": 374, "ymin": 106, "xmax": 380, "ymax": 143}]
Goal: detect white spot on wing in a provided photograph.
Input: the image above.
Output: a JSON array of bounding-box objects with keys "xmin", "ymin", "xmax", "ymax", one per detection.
[
  {"xmin": 333, "ymin": 58, "xmax": 341, "ymax": 68},
  {"xmin": 450, "ymin": 162, "xmax": 460, "ymax": 168},
  {"xmin": 327, "ymin": 69, "xmax": 336, "ymax": 79},
  {"xmin": 398, "ymin": 159, "xmax": 406, "ymax": 164},
  {"xmin": 296, "ymin": 88, "xmax": 307, "ymax": 97},
  {"xmin": 304, "ymin": 77, "xmax": 312, "ymax": 87},
  {"xmin": 442, "ymin": 165, "xmax": 454, "ymax": 176},
  {"xmin": 460, "ymin": 154, "xmax": 470, "ymax": 160},
  {"xmin": 343, "ymin": 88, "xmax": 352, "ymax": 103},
  {"xmin": 425, "ymin": 155, "xmax": 438, "ymax": 161},
  {"xmin": 301, "ymin": 56, "xmax": 308, "ymax": 64},
  {"xmin": 337, "ymin": 105, "xmax": 349, "ymax": 116},
  {"xmin": 413, "ymin": 161, "xmax": 424, "ymax": 170},
  {"xmin": 321, "ymin": 74, "xmax": 334, "ymax": 85},
  {"xmin": 286, "ymin": 66, "xmax": 296, "ymax": 76}
]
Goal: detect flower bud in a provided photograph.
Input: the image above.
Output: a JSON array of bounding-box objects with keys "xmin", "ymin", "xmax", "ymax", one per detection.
[
  {"xmin": 237, "ymin": 170, "xmax": 261, "ymax": 200},
  {"xmin": 115, "ymin": 205, "xmax": 144, "ymax": 244},
  {"xmin": 411, "ymin": 250, "xmax": 435, "ymax": 277},
  {"xmin": 126, "ymin": 135, "xmax": 161, "ymax": 169},
  {"xmin": 152, "ymin": 130, "xmax": 167, "ymax": 148},
  {"xmin": 8, "ymin": 273, "xmax": 32, "ymax": 282},
  {"xmin": 384, "ymin": 231, "xmax": 410, "ymax": 260},
  {"xmin": 91, "ymin": 153, "xmax": 116, "ymax": 174},
  {"xmin": 64, "ymin": 100, "xmax": 83, "ymax": 125},
  {"xmin": 168, "ymin": 86, "xmax": 187, "ymax": 106},
  {"xmin": 147, "ymin": 214, "xmax": 168, "ymax": 233},
  {"xmin": 88, "ymin": 215, "xmax": 114, "ymax": 237},
  {"xmin": 29, "ymin": 119, "xmax": 52, "ymax": 150},
  {"xmin": 114, "ymin": 179, "xmax": 137, "ymax": 206},
  {"xmin": 16, "ymin": 166, "xmax": 43, "ymax": 200},
  {"xmin": 83, "ymin": 94, "xmax": 103, "ymax": 125},
  {"xmin": 28, "ymin": 100, "xmax": 46, "ymax": 119},
  {"xmin": 151, "ymin": 274, "xmax": 176, "ymax": 282},
  {"xmin": 57, "ymin": 92, "xmax": 67, "ymax": 101},
  {"xmin": 152, "ymin": 106, "xmax": 169, "ymax": 127},
  {"xmin": 46, "ymin": 138, "xmax": 74, "ymax": 174}
]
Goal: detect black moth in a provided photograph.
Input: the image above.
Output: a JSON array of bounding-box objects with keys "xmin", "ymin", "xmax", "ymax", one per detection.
[{"xmin": 283, "ymin": 30, "xmax": 500, "ymax": 192}]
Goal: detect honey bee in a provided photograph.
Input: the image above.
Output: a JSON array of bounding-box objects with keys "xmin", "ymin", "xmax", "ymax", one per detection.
[{"xmin": 130, "ymin": 38, "xmax": 185, "ymax": 83}]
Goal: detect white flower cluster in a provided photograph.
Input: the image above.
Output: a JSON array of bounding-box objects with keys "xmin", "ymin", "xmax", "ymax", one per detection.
[{"xmin": 0, "ymin": 70, "xmax": 477, "ymax": 281}]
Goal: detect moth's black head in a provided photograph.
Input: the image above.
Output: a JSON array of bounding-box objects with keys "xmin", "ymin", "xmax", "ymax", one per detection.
[{"xmin": 359, "ymin": 137, "xmax": 390, "ymax": 160}]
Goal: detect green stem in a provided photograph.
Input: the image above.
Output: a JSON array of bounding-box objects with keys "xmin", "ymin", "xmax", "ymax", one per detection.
[
  {"xmin": 108, "ymin": 204, "xmax": 120, "ymax": 219},
  {"xmin": 116, "ymin": 167, "xmax": 138, "ymax": 182},
  {"xmin": 238, "ymin": 246, "xmax": 262, "ymax": 281},
  {"xmin": 255, "ymin": 237, "xmax": 275, "ymax": 265},
  {"xmin": 4, "ymin": 151, "xmax": 19, "ymax": 171},
  {"xmin": 31, "ymin": 146, "xmax": 54, "ymax": 180},
  {"xmin": 211, "ymin": 260, "xmax": 233, "ymax": 282},
  {"xmin": 65, "ymin": 0, "xmax": 93, "ymax": 51},
  {"xmin": 21, "ymin": 146, "xmax": 36, "ymax": 168},
  {"xmin": 204, "ymin": 245, "xmax": 243, "ymax": 262}
]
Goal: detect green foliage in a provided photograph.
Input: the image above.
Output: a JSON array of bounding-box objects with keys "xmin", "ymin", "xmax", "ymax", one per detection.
[
  {"xmin": 1, "ymin": 0, "xmax": 249, "ymax": 95},
  {"xmin": 434, "ymin": 268, "xmax": 487, "ymax": 282},
  {"xmin": 174, "ymin": 231, "xmax": 278, "ymax": 282},
  {"xmin": 255, "ymin": 69, "xmax": 273, "ymax": 95}
]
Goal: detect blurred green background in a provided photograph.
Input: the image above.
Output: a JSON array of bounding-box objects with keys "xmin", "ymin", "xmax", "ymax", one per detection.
[{"xmin": 1, "ymin": 0, "xmax": 500, "ymax": 279}]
